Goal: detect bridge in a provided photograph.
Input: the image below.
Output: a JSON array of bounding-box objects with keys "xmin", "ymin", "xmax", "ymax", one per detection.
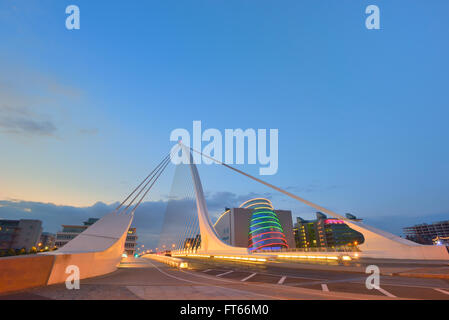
[{"xmin": 0, "ymin": 143, "xmax": 448, "ymax": 299}]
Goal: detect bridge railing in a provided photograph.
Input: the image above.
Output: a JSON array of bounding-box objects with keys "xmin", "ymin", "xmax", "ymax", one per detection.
[{"xmin": 252, "ymin": 246, "xmax": 361, "ymax": 254}]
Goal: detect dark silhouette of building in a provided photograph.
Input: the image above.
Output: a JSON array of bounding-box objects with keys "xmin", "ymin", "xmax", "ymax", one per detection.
[
  {"xmin": 183, "ymin": 234, "xmax": 201, "ymax": 250},
  {"xmin": 0, "ymin": 219, "xmax": 42, "ymax": 251},
  {"xmin": 39, "ymin": 232, "xmax": 56, "ymax": 250}
]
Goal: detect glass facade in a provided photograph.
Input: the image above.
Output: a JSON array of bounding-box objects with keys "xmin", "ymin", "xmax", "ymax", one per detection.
[
  {"xmin": 242, "ymin": 198, "xmax": 289, "ymax": 251},
  {"xmin": 295, "ymin": 213, "xmax": 364, "ymax": 249}
]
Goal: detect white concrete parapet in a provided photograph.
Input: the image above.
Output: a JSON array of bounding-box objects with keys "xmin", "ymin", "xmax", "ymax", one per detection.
[{"xmin": 142, "ymin": 254, "xmax": 189, "ymax": 269}]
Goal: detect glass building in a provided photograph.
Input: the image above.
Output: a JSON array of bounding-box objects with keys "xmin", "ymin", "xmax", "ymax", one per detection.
[
  {"xmin": 294, "ymin": 212, "xmax": 364, "ymax": 249},
  {"xmin": 242, "ymin": 198, "xmax": 289, "ymax": 251}
]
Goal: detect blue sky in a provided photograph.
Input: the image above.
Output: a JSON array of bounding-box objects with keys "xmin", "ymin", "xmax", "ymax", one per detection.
[{"xmin": 0, "ymin": 1, "xmax": 448, "ymax": 246}]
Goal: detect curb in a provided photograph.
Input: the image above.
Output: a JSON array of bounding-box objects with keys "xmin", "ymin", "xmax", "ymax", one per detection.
[{"xmin": 392, "ymin": 272, "xmax": 449, "ymax": 280}]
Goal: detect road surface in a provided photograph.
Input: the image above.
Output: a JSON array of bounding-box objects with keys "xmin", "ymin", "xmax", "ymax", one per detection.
[{"xmin": 1, "ymin": 257, "xmax": 448, "ymax": 300}]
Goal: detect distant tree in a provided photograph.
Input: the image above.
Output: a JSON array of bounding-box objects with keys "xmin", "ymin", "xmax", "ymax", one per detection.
[
  {"xmin": 7, "ymin": 248, "xmax": 16, "ymax": 256},
  {"xmin": 29, "ymin": 247, "xmax": 37, "ymax": 254},
  {"xmin": 18, "ymin": 248, "xmax": 26, "ymax": 255}
]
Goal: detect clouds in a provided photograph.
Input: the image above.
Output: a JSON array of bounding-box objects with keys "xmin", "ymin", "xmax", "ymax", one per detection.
[
  {"xmin": 0, "ymin": 200, "xmax": 110, "ymax": 231},
  {"xmin": 0, "ymin": 91, "xmax": 58, "ymax": 138},
  {"xmin": 0, "ymin": 65, "xmax": 84, "ymax": 139},
  {"xmin": 0, "ymin": 105, "xmax": 57, "ymax": 136},
  {"xmin": 0, "ymin": 66, "xmax": 101, "ymax": 140},
  {"xmin": 0, "ymin": 83, "xmax": 59, "ymax": 137}
]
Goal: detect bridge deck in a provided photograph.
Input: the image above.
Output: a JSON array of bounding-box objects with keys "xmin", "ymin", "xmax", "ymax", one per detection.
[{"xmin": 1, "ymin": 258, "xmax": 448, "ymax": 300}]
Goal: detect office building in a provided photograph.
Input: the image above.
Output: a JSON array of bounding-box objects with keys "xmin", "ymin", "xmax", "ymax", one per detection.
[
  {"xmin": 403, "ymin": 220, "xmax": 449, "ymax": 245},
  {"xmin": 295, "ymin": 212, "xmax": 364, "ymax": 249},
  {"xmin": 55, "ymin": 218, "xmax": 99, "ymax": 248},
  {"xmin": 0, "ymin": 219, "xmax": 43, "ymax": 251},
  {"xmin": 124, "ymin": 227, "xmax": 138, "ymax": 256},
  {"xmin": 39, "ymin": 232, "xmax": 56, "ymax": 250}
]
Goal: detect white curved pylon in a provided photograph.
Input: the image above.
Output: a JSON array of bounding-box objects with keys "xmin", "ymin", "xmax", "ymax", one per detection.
[{"xmin": 182, "ymin": 144, "xmax": 248, "ymax": 255}]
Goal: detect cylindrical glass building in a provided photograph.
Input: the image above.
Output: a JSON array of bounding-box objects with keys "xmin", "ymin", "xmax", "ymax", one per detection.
[{"xmin": 240, "ymin": 198, "xmax": 289, "ymax": 251}]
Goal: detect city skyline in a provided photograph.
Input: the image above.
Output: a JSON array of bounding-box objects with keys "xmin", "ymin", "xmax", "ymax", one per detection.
[{"xmin": 1, "ymin": 193, "xmax": 448, "ymax": 249}]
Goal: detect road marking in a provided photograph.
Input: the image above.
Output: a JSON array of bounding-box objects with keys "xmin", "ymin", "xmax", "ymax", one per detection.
[
  {"xmin": 321, "ymin": 284, "xmax": 329, "ymax": 292},
  {"xmin": 434, "ymin": 288, "xmax": 449, "ymax": 295},
  {"xmin": 181, "ymin": 269, "xmax": 369, "ymax": 301},
  {"xmin": 262, "ymin": 271, "xmax": 323, "ymax": 281},
  {"xmin": 203, "ymin": 269, "xmax": 212, "ymax": 273},
  {"xmin": 217, "ymin": 270, "xmax": 234, "ymax": 277},
  {"xmin": 241, "ymin": 273, "xmax": 257, "ymax": 282},
  {"xmin": 377, "ymin": 287, "xmax": 396, "ymax": 298},
  {"xmin": 278, "ymin": 276, "xmax": 287, "ymax": 285},
  {"xmin": 290, "ymin": 277, "xmax": 365, "ymax": 288},
  {"xmin": 145, "ymin": 260, "xmax": 282, "ymax": 300}
]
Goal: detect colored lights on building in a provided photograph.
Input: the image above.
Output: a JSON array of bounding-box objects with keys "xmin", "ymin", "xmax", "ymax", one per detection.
[
  {"xmin": 324, "ymin": 219, "xmax": 345, "ymax": 224},
  {"xmin": 242, "ymin": 198, "xmax": 289, "ymax": 251}
]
